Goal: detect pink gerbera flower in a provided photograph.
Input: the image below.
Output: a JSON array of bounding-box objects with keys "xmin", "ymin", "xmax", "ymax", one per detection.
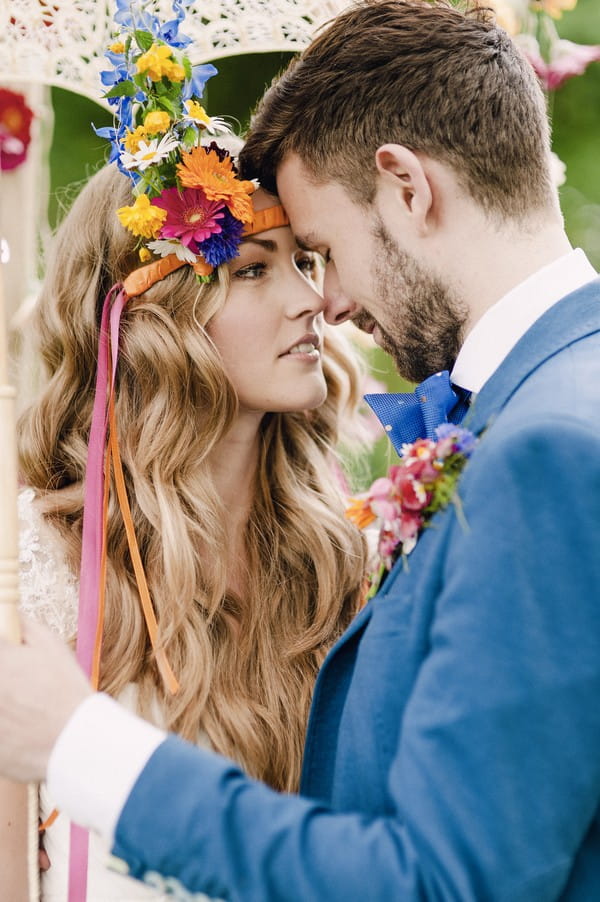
[{"xmin": 153, "ymin": 187, "xmax": 226, "ymax": 249}]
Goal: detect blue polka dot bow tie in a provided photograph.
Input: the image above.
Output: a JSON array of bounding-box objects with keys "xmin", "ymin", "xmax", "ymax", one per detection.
[{"xmin": 364, "ymin": 370, "xmax": 471, "ymax": 456}]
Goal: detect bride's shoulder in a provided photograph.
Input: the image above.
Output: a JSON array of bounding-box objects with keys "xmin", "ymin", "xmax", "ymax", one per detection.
[{"xmin": 18, "ymin": 488, "xmax": 78, "ymax": 640}]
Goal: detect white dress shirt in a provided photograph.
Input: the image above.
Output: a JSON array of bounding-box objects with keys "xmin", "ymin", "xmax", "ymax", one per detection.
[
  {"xmin": 47, "ymin": 693, "xmax": 166, "ymax": 845},
  {"xmin": 451, "ymin": 248, "xmax": 598, "ymax": 393},
  {"xmin": 47, "ymin": 248, "xmax": 599, "ymax": 849}
]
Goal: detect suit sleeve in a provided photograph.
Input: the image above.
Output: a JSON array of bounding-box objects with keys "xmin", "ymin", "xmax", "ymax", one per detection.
[{"xmin": 112, "ymin": 416, "xmax": 600, "ymax": 900}]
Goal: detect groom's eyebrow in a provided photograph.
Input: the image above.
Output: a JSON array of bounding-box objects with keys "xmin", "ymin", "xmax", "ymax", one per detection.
[{"xmin": 295, "ymin": 233, "xmax": 318, "ymax": 252}]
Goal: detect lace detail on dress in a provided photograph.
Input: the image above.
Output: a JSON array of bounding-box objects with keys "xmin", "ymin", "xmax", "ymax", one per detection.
[{"xmin": 18, "ymin": 488, "xmax": 79, "ymax": 641}]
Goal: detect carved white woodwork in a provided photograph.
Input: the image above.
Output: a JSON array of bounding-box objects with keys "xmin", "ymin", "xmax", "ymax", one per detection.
[{"xmin": 3, "ymin": 0, "xmax": 350, "ymax": 104}]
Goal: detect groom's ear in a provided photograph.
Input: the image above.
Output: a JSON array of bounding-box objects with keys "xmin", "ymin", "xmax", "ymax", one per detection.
[{"xmin": 374, "ymin": 144, "xmax": 433, "ymax": 237}]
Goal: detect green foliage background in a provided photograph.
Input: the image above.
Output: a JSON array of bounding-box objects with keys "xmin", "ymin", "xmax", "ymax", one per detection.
[{"xmin": 47, "ymin": 1, "xmax": 600, "ymax": 483}]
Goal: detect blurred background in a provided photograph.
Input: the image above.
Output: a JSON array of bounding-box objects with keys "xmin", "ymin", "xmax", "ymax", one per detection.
[{"xmin": 2, "ymin": 0, "xmax": 599, "ymax": 483}]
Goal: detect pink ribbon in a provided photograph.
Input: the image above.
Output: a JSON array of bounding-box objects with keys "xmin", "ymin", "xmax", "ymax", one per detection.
[{"xmin": 68, "ymin": 285, "xmax": 128, "ymax": 901}]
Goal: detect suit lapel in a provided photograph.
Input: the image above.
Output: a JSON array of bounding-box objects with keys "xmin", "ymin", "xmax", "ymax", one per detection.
[{"xmin": 468, "ymin": 279, "xmax": 600, "ymax": 435}]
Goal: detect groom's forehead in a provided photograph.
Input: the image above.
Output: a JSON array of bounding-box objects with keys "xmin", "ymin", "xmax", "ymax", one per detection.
[{"xmin": 275, "ymin": 153, "xmax": 327, "ymax": 200}]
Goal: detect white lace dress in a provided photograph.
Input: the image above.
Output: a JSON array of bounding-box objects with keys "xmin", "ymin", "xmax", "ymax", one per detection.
[{"xmin": 18, "ymin": 488, "xmax": 213, "ymax": 901}]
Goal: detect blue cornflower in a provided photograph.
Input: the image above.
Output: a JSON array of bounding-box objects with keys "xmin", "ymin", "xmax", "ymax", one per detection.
[
  {"xmin": 198, "ymin": 209, "xmax": 244, "ymax": 267},
  {"xmin": 114, "ymin": 0, "xmax": 154, "ymax": 31},
  {"xmin": 158, "ymin": 0, "xmax": 193, "ymax": 47},
  {"xmin": 435, "ymin": 423, "xmax": 477, "ymax": 456},
  {"xmin": 92, "ymin": 125, "xmax": 122, "ymax": 164},
  {"xmin": 183, "ymin": 64, "xmax": 218, "ymax": 101},
  {"xmin": 100, "ymin": 66, "xmax": 127, "ymax": 89}
]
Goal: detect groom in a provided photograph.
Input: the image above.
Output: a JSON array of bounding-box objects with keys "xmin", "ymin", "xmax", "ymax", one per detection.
[{"xmin": 1, "ymin": 1, "xmax": 600, "ymax": 898}]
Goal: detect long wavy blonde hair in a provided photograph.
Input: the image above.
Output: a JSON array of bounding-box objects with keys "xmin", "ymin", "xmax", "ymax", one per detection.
[{"xmin": 19, "ymin": 164, "xmax": 367, "ymax": 791}]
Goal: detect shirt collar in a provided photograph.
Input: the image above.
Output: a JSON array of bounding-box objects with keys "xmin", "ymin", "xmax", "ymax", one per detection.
[{"xmin": 451, "ymin": 248, "xmax": 598, "ymax": 394}]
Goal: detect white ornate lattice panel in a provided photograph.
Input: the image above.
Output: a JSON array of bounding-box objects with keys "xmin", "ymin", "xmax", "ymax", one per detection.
[{"xmin": 1, "ymin": 0, "xmax": 350, "ymax": 103}]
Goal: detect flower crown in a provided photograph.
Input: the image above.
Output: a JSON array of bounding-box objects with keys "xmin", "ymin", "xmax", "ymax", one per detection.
[{"xmin": 96, "ymin": 0, "xmax": 287, "ymax": 291}]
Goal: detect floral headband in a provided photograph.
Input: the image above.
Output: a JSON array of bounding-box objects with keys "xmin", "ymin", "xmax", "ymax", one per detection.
[{"xmin": 96, "ymin": 0, "xmax": 288, "ymax": 293}]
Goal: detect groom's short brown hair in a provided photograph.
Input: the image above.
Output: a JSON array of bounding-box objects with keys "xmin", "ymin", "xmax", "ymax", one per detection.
[{"xmin": 241, "ymin": 0, "xmax": 554, "ymax": 218}]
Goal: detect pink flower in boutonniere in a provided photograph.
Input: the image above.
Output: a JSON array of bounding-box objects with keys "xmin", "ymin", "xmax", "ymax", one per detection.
[{"xmin": 347, "ymin": 424, "xmax": 477, "ymax": 599}]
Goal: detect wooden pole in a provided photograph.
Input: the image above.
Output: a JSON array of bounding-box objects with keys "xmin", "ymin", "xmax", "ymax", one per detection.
[
  {"xmin": 0, "ymin": 225, "xmax": 39, "ymax": 900},
  {"xmin": 0, "ymin": 244, "xmax": 21, "ymax": 644}
]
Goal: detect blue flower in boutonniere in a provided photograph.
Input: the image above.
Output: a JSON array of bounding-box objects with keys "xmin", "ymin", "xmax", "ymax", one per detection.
[{"xmin": 347, "ymin": 424, "xmax": 477, "ymax": 599}]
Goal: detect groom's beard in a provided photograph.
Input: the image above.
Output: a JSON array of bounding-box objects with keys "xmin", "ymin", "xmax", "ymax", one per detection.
[{"xmin": 361, "ymin": 220, "xmax": 468, "ymax": 384}]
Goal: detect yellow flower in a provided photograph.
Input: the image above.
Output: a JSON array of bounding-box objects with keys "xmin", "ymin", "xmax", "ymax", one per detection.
[
  {"xmin": 485, "ymin": 0, "xmax": 519, "ymax": 33},
  {"xmin": 139, "ymin": 247, "xmax": 152, "ymax": 262},
  {"xmin": 109, "ymin": 41, "xmax": 126, "ymax": 54},
  {"xmin": 532, "ymin": 0, "xmax": 577, "ymax": 18},
  {"xmin": 164, "ymin": 62, "xmax": 185, "ymax": 82},
  {"xmin": 117, "ymin": 194, "xmax": 166, "ymax": 239},
  {"xmin": 177, "ymin": 147, "xmax": 253, "ymax": 223},
  {"xmin": 136, "ymin": 44, "xmax": 182, "ymax": 82},
  {"xmin": 185, "ymin": 101, "xmax": 211, "ymax": 127},
  {"xmin": 144, "ymin": 111, "xmax": 171, "ymax": 134},
  {"xmin": 123, "ymin": 125, "xmax": 148, "ymax": 153}
]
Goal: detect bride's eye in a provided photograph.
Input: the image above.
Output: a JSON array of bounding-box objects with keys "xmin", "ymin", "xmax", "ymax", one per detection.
[{"xmin": 233, "ymin": 262, "xmax": 267, "ymax": 280}]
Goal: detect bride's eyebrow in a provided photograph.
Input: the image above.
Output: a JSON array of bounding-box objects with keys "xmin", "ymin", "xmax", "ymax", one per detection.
[{"xmin": 239, "ymin": 237, "xmax": 277, "ymax": 252}]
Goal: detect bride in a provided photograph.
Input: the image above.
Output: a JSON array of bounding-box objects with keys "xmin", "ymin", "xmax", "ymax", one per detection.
[{"xmin": 9, "ymin": 160, "xmax": 367, "ymax": 901}]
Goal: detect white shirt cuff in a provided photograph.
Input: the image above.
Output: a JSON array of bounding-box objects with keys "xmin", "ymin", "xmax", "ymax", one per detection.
[{"xmin": 46, "ymin": 692, "xmax": 166, "ymax": 845}]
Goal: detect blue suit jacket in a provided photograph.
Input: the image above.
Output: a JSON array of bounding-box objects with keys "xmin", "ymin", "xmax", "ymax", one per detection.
[{"xmin": 114, "ymin": 281, "xmax": 600, "ymax": 900}]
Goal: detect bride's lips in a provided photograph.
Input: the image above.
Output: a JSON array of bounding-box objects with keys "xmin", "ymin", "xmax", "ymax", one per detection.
[{"xmin": 279, "ymin": 333, "xmax": 321, "ymax": 359}]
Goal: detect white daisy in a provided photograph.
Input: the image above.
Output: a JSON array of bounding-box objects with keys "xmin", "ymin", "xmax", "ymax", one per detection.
[
  {"xmin": 146, "ymin": 239, "xmax": 198, "ymax": 263},
  {"xmin": 180, "ymin": 103, "xmax": 232, "ymax": 137},
  {"xmin": 120, "ymin": 134, "xmax": 180, "ymax": 171},
  {"xmin": 204, "ymin": 116, "xmax": 233, "ymax": 136}
]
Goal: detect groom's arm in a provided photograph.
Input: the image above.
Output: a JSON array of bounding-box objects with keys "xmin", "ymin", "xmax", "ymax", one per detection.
[{"xmin": 48, "ymin": 695, "xmax": 420, "ymax": 901}]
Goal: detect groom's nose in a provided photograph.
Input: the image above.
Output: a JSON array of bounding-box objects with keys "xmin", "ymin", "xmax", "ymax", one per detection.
[{"xmin": 322, "ymin": 263, "xmax": 357, "ymax": 325}]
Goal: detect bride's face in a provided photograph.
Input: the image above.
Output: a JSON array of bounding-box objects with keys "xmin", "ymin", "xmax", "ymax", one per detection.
[{"xmin": 207, "ymin": 191, "xmax": 327, "ymax": 416}]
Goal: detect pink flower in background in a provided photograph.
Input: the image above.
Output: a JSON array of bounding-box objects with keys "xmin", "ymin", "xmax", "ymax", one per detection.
[
  {"xmin": 0, "ymin": 88, "xmax": 33, "ymax": 172},
  {"xmin": 518, "ymin": 35, "xmax": 600, "ymax": 90}
]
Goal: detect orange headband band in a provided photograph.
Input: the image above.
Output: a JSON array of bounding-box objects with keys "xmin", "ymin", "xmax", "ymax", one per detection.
[{"xmin": 122, "ymin": 203, "xmax": 289, "ymax": 298}]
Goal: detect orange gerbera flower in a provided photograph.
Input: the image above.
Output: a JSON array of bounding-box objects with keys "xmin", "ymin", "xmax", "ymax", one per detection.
[
  {"xmin": 177, "ymin": 147, "xmax": 253, "ymax": 223},
  {"xmin": 345, "ymin": 497, "xmax": 377, "ymax": 530}
]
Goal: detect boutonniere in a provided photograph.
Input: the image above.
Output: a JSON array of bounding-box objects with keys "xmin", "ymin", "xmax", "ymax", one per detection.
[{"xmin": 347, "ymin": 424, "xmax": 477, "ymax": 599}]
